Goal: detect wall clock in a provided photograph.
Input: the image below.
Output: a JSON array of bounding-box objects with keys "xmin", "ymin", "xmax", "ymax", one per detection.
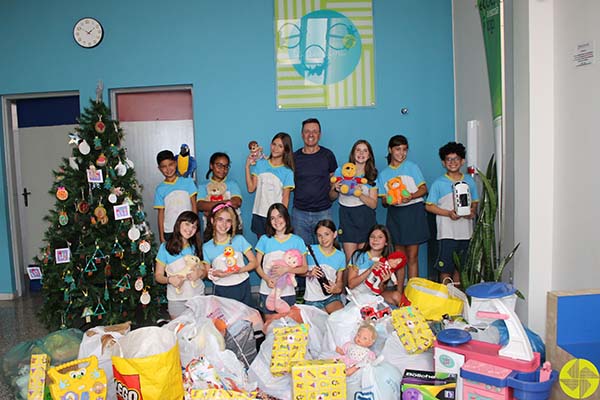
[{"xmin": 73, "ymin": 17, "xmax": 103, "ymax": 48}]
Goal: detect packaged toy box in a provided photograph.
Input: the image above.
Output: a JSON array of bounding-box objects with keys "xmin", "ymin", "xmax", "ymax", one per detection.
[
  {"xmin": 27, "ymin": 353, "xmax": 50, "ymax": 400},
  {"xmin": 401, "ymin": 369, "xmax": 456, "ymax": 400},
  {"xmin": 270, "ymin": 324, "xmax": 309, "ymax": 376},
  {"xmin": 47, "ymin": 356, "xmax": 107, "ymax": 400},
  {"xmin": 291, "ymin": 359, "xmax": 346, "ymax": 400}
]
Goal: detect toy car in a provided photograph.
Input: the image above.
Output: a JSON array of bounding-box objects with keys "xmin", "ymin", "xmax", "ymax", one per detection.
[{"xmin": 360, "ymin": 303, "xmax": 391, "ymax": 321}]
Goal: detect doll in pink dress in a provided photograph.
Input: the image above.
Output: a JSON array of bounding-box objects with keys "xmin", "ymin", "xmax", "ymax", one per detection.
[{"xmin": 336, "ymin": 322, "xmax": 377, "ymax": 376}]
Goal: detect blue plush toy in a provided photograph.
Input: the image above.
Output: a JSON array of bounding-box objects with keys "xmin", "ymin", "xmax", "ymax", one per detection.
[{"xmin": 176, "ymin": 143, "xmax": 197, "ymax": 178}]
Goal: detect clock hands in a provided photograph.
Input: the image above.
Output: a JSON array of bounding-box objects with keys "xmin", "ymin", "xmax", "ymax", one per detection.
[{"xmin": 86, "ymin": 27, "xmax": 96, "ymax": 34}]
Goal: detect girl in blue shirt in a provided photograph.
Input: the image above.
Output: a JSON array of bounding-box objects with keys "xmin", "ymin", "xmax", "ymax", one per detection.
[
  {"xmin": 155, "ymin": 211, "xmax": 207, "ymax": 319},
  {"xmin": 202, "ymin": 202, "xmax": 257, "ymax": 307}
]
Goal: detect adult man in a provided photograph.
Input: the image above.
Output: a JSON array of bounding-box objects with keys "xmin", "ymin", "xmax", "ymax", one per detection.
[{"xmin": 292, "ymin": 118, "xmax": 338, "ymax": 244}]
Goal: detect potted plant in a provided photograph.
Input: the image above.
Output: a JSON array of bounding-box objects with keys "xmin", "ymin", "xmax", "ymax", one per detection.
[{"xmin": 454, "ymin": 155, "xmax": 521, "ymax": 296}]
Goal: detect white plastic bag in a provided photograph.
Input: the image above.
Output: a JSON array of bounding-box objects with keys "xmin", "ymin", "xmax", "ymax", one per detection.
[
  {"xmin": 184, "ymin": 295, "xmax": 263, "ymax": 332},
  {"xmin": 346, "ymin": 361, "xmax": 401, "ymax": 399},
  {"xmin": 296, "ymin": 304, "xmax": 329, "ymax": 358},
  {"xmin": 381, "ymin": 330, "xmax": 434, "ymax": 376},
  {"xmin": 78, "ymin": 322, "xmax": 131, "ymax": 397},
  {"xmin": 163, "ymin": 314, "xmax": 225, "ymax": 367}
]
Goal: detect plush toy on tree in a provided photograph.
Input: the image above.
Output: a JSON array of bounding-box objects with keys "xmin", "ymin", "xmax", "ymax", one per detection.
[
  {"xmin": 364, "ymin": 251, "xmax": 407, "ymax": 294},
  {"xmin": 386, "ymin": 176, "xmax": 411, "ymax": 204},
  {"xmin": 330, "ymin": 162, "xmax": 367, "ymax": 197},
  {"xmin": 266, "ymin": 249, "xmax": 303, "ymax": 313}
]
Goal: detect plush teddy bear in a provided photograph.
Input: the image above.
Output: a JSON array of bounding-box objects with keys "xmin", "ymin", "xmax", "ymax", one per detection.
[
  {"xmin": 364, "ymin": 251, "xmax": 407, "ymax": 294},
  {"xmin": 330, "ymin": 162, "xmax": 367, "ymax": 197},
  {"xmin": 248, "ymin": 140, "xmax": 266, "ymax": 166},
  {"xmin": 386, "ymin": 177, "xmax": 411, "ymax": 204},
  {"xmin": 165, "ymin": 254, "xmax": 203, "ymax": 294},
  {"xmin": 206, "ymin": 181, "xmax": 227, "ymax": 202},
  {"xmin": 266, "ymin": 249, "xmax": 303, "ymax": 313}
]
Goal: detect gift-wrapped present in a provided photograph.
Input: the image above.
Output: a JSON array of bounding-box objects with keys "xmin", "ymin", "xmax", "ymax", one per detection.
[
  {"xmin": 291, "ymin": 359, "xmax": 346, "ymax": 400},
  {"xmin": 391, "ymin": 306, "xmax": 434, "ymax": 354},
  {"xmin": 270, "ymin": 324, "xmax": 309, "ymax": 376},
  {"xmin": 189, "ymin": 388, "xmax": 257, "ymax": 399},
  {"xmin": 27, "ymin": 354, "xmax": 49, "ymax": 400}
]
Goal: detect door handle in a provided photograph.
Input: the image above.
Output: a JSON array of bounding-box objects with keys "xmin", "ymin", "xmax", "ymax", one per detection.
[{"xmin": 22, "ymin": 187, "xmax": 31, "ymax": 207}]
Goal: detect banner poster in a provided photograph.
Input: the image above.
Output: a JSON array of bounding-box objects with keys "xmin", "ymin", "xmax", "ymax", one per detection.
[
  {"xmin": 477, "ymin": 0, "xmax": 502, "ymax": 119},
  {"xmin": 275, "ymin": 0, "xmax": 375, "ymax": 109}
]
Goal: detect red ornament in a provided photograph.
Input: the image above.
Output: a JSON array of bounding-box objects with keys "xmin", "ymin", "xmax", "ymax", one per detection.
[{"xmin": 95, "ymin": 121, "xmax": 106, "ymax": 133}]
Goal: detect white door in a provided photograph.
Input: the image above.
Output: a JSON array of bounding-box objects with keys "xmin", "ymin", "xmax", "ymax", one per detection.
[
  {"xmin": 2, "ymin": 93, "xmax": 80, "ymax": 296},
  {"xmin": 111, "ymin": 88, "xmax": 195, "ymax": 240}
]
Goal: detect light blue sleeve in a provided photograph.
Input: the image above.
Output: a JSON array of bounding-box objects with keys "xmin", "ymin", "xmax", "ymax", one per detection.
[
  {"xmin": 153, "ymin": 185, "xmax": 164, "ymax": 208},
  {"xmin": 234, "ymin": 234, "xmax": 253, "ymax": 253},
  {"xmin": 426, "ymin": 179, "xmax": 442, "ymax": 205},
  {"xmin": 184, "ymin": 177, "xmax": 198, "ymax": 196},
  {"xmin": 156, "ymin": 243, "xmax": 168, "ymax": 264},
  {"xmin": 227, "ymin": 179, "xmax": 242, "ymax": 199},
  {"xmin": 410, "ymin": 162, "xmax": 426, "ymax": 186},
  {"xmin": 197, "ymin": 181, "xmax": 208, "ymax": 200},
  {"xmin": 255, "ymin": 235, "xmax": 267, "ymax": 254},
  {"xmin": 282, "ymin": 167, "xmax": 295, "ymax": 189}
]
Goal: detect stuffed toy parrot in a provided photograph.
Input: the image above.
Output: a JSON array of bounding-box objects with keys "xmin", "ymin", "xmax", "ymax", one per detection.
[{"xmin": 176, "ymin": 143, "xmax": 197, "ymax": 178}]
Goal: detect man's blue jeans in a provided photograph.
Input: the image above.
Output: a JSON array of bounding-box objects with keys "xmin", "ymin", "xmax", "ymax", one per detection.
[{"xmin": 291, "ymin": 207, "xmax": 333, "ymax": 245}]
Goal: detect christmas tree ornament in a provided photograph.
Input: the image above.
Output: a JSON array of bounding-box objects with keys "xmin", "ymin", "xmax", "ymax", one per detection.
[
  {"xmin": 94, "ymin": 301, "xmax": 106, "ymax": 320},
  {"xmin": 116, "ymin": 274, "xmax": 131, "ymax": 292},
  {"xmin": 115, "ymin": 159, "xmax": 127, "ymax": 177},
  {"xmin": 77, "ymin": 199, "xmax": 90, "ymax": 214},
  {"xmin": 69, "ymin": 156, "xmax": 79, "ymax": 170},
  {"xmin": 96, "ymin": 152, "xmax": 107, "ymax": 166},
  {"xmin": 81, "ymin": 307, "xmax": 94, "ymax": 324},
  {"xmin": 79, "ymin": 140, "xmax": 91, "ymax": 155},
  {"xmin": 140, "ymin": 289, "xmax": 151, "ymax": 305},
  {"xmin": 109, "ymin": 143, "xmax": 119, "ymax": 156},
  {"xmin": 128, "ymin": 225, "xmax": 141, "ymax": 241},
  {"xmin": 138, "ymin": 261, "xmax": 147, "ymax": 276},
  {"xmin": 138, "ymin": 240, "xmax": 151, "ymax": 254},
  {"xmin": 56, "ymin": 186, "xmax": 69, "ymax": 201},
  {"xmin": 124, "ymin": 196, "xmax": 134, "ymax": 206},
  {"xmin": 108, "ymin": 166, "xmax": 117, "ymax": 179},
  {"xmin": 104, "ymin": 263, "xmax": 111, "ymax": 277},
  {"xmin": 104, "ymin": 282, "xmax": 110, "ymax": 301},
  {"xmin": 135, "ymin": 207, "xmax": 145, "ymax": 221},
  {"xmin": 58, "ymin": 211, "xmax": 69, "ymax": 226},
  {"xmin": 103, "ymin": 177, "xmax": 112, "ymax": 190},
  {"xmin": 95, "ymin": 116, "xmax": 106, "ymax": 134},
  {"xmin": 93, "ymin": 203, "xmax": 108, "ymax": 225},
  {"xmin": 134, "ymin": 277, "xmax": 144, "ymax": 291},
  {"xmin": 108, "ymin": 193, "xmax": 118, "ymax": 204},
  {"xmin": 124, "ymin": 149, "xmax": 135, "ymax": 169},
  {"xmin": 68, "ymin": 132, "xmax": 81, "ymax": 145},
  {"xmin": 112, "ymin": 239, "xmax": 124, "ymax": 259}
]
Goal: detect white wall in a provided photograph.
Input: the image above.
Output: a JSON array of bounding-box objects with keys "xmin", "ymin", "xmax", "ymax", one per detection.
[{"xmin": 552, "ymin": 1, "xmax": 600, "ymax": 289}]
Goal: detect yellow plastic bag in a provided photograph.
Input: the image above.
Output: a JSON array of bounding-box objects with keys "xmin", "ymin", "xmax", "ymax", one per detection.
[
  {"xmin": 404, "ymin": 278, "xmax": 463, "ymax": 321},
  {"xmin": 112, "ymin": 327, "xmax": 184, "ymax": 400}
]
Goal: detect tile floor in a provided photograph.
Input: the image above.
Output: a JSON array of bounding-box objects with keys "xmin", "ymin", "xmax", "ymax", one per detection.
[{"xmin": 0, "ymin": 292, "xmax": 49, "ymax": 399}]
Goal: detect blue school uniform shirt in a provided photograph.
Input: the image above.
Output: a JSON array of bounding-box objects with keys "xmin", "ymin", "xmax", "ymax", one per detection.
[
  {"xmin": 305, "ymin": 245, "xmax": 346, "ymax": 301},
  {"xmin": 376, "ymin": 161, "xmax": 425, "ymax": 207},
  {"xmin": 250, "ymin": 158, "xmax": 295, "ymax": 217},
  {"xmin": 153, "ymin": 177, "xmax": 197, "ymax": 233},
  {"xmin": 203, "ymin": 235, "xmax": 253, "ymax": 286},
  {"xmin": 426, "ymin": 173, "xmax": 479, "ymax": 240},
  {"xmin": 255, "ymin": 233, "xmax": 306, "ymax": 296},
  {"xmin": 156, "ymin": 243, "xmax": 205, "ymax": 301}
]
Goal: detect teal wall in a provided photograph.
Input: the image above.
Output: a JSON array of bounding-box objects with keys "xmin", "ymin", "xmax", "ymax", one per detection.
[{"xmin": 0, "ymin": 0, "xmax": 455, "ymax": 294}]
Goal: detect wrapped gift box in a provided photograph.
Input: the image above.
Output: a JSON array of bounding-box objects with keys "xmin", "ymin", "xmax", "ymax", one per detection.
[
  {"xmin": 291, "ymin": 359, "xmax": 346, "ymax": 400},
  {"xmin": 391, "ymin": 306, "xmax": 435, "ymax": 354},
  {"xmin": 27, "ymin": 353, "xmax": 49, "ymax": 400},
  {"xmin": 270, "ymin": 324, "xmax": 309, "ymax": 376}
]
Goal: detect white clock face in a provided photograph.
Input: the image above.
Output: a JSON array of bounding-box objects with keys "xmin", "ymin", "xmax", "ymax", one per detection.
[{"xmin": 73, "ymin": 17, "xmax": 103, "ymax": 48}]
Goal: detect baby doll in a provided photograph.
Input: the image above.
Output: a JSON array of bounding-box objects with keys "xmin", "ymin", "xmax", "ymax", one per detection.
[
  {"xmin": 266, "ymin": 249, "xmax": 303, "ymax": 313},
  {"xmin": 248, "ymin": 140, "xmax": 266, "ymax": 166},
  {"xmin": 336, "ymin": 322, "xmax": 377, "ymax": 376}
]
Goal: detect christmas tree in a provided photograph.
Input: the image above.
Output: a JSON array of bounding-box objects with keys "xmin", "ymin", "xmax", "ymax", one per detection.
[{"xmin": 37, "ymin": 95, "xmax": 163, "ymax": 330}]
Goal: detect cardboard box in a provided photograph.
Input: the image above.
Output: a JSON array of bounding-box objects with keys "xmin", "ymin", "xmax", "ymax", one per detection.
[
  {"xmin": 270, "ymin": 324, "xmax": 309, "ymax": 376},
  {"xmin": 401, "ymin": 369, "xmax": 456, "ymax": 400},
  {"xmin": 291, "ymin": 359, "xmax": 346, "ymax": 400}
]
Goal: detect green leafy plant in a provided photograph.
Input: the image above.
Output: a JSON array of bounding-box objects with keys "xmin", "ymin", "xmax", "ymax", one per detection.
[{"xmin": 454, "ymin": 155, "xmax": 521, "ymax": 296}]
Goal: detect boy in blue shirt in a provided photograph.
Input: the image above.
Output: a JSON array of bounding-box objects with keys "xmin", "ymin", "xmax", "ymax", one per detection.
[
  {"xmin": 426, "ymin": 142, "xmax": 479, "ymax": 283},
  {"xmin": 154, "ymin": 150, "xmax": 198, "ymax": 242}
]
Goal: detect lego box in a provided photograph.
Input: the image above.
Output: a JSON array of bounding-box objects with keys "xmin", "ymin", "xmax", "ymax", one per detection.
[
  {"xmin": 291, "ymin": 359, "xmax": 346, "ymax": 400},
  {"xmin": 401, "ymin": 369, "xmax": 456, "ymax": 400}
]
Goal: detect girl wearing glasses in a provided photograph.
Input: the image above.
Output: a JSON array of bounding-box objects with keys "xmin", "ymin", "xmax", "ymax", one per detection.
[{"xmin": 197, "ymin": 152, "xmax": 243, "ymax": 229}]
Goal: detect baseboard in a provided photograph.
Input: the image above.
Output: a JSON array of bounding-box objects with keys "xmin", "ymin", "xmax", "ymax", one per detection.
[{"xmin": 0, "ymin": 293, "xmax": 16, "ymax": 300}]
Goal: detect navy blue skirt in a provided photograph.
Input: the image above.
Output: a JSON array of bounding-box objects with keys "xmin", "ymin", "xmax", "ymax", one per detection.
[{"xmin": 386, "ymin": 202, "xmax": 430, "ymax": 246}]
